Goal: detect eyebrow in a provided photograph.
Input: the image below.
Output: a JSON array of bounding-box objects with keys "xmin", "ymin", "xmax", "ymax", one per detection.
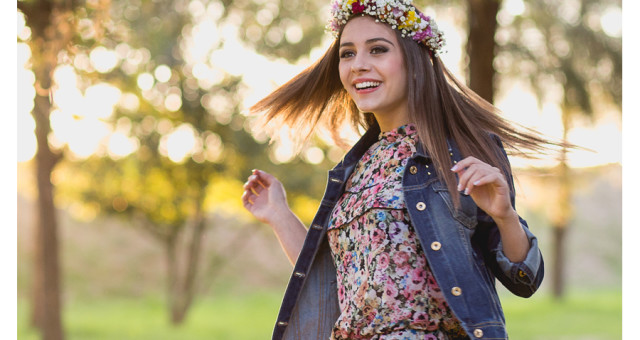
[{"xmin": 339, "ymin": 37, "xmax": 395, "ymax": 48}]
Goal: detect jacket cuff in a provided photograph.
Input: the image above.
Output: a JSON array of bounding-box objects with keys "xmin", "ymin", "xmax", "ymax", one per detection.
[{"xmin": 495, "ymin": 220, "xmax": 542, "ymax": 285}]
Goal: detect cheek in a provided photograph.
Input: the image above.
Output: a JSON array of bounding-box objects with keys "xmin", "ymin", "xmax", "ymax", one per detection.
[
  {"xmin": 338, "ymin": 63, "xmax": 350, "ymax": 90},
  {"xmin": 389, "ymin": 59, "xmax": 408, "ymax": 90}
]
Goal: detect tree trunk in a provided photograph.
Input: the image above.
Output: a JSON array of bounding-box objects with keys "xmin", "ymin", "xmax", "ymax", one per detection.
[
  {"xmin": 19, "ymin": 2, "xmax": 73, "ymax": 338},
  {"xmin": 169, "ymin": 208, "xmax": 207, "ymax": 325},
  {"xmin": 165, "ymin": 235, "xmax": 179, "ymax": 324},
  {"xmin": 32, "ymin": 79, "xmax": 64, "ymax": 340},
  {"xmin": 551, "ymin": 109, "xmax": 573, "ymax": 299},
  {"xmin": 552, "ymin": 225, "xmax": 567, "ymax": 298},
  {"xmin": 466, "ymin": 0, "xmax": 501, "ymax": 104}
]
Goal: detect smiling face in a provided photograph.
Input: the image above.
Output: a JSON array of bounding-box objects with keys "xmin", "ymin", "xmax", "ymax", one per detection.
[{"xmin": 338, "ymin": 16, "xmax": 409, "ymax": 131}]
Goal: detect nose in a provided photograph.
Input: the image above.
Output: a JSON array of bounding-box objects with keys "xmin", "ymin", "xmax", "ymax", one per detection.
[{"xmin": 351, "ymin": 54, "xmax": 370, "ymax": 73}]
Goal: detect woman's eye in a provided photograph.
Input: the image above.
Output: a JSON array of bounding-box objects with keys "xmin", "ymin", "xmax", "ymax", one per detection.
[
  {"xmin": 340, "ymin": 50, "xmax": 355, "ymax": 58},
  {"xmin": 371, "ymin": 46, "xmax": 389, "ymax": 54}
]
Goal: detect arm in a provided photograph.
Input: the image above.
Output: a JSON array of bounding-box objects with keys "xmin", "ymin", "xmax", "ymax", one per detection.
[
  {"xmin": 452, "ymin": 150, "xmax": 543, "ymax": 297},
  {"xmin": 242, "ymin": 169, "xmax": 307, "ymax": 266},
  {"xmin": 451, "ymin": 157, "xmax": 529, "ymax": 262}
]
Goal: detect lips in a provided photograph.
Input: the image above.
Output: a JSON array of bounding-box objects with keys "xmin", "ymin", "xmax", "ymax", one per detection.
[
  {"xmin": 355, "ymin": 81, "xmax": 381, "ymax": 89},
  {"xmin": 353, "ymin": 79, "xmax": 382, "ymax": 93}
]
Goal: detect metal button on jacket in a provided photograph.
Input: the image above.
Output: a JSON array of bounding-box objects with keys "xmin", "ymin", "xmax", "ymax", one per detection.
[
  {"xmin": 473, "ymin": 328, "xmax": 484, "ymax": 338},
  {"xmin": 431, "ymin": 241, "xmax": 442, "ymax": 251},
  {"xmin": 294, "ymin": 272, "xmax": 305, "ymax": 278},
  {"xmin": 409, "ymin": 165, "xmax": 418, "ymax": 174},
  {"xmin": 416, "ymin": 202, "xmax": 426, "ymax": 211},
  {"xmin": 451, "ymin": 287, "xmax": 462, "ymax": 296}
]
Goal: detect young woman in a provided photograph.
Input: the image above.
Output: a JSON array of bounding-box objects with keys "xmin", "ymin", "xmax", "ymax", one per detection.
[{"xmin": 242, "ymin": 1, "xmax": 549, "ymax": 339}]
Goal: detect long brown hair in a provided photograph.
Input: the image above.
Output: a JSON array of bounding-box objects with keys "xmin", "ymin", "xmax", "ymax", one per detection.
[{"xmin": 250, "ymin": 17, "xmax": 554, "ymax": 206}]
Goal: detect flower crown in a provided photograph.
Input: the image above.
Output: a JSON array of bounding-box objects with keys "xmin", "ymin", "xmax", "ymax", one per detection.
[{"xmin": 328, "ymin": 0, "xmax": 446, "ymax": 56}]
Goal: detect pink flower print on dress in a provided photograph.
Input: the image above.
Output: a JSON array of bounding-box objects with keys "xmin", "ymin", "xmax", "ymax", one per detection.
[
  {"xmin": 392, "ymin": 250, "xmax": 410, "ymax": 266},
  {"xmin": 384, "ymin": 277, "xmax": 399, "ymax": 298},
  {"xmin": 371, "ymin": 228, "xmax": 387, "ymax": 248},
  {"xmin": 410, "ymin": 266, "xmax": 427, "ymax": 285},
  {"xmin": 376, "ymin": 251, "xmax": 390, "ymax": 270},
  {"xmin": 338, "ymin": 284, "xmax": 346, "ymax": 305}
]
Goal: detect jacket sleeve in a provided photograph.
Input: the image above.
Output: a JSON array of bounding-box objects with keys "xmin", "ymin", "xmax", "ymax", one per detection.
[{"xmin": 473, "ymin": 135, "xmax": 544, "ymax": 298}]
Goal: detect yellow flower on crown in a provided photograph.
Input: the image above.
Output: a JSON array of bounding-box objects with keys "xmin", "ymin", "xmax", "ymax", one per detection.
[
  {"xmin": 399, "ymin": 10, "xmax": 417, "ymax": 29},
  {"xmin": 347, "ymin": 0, "xmax": 357, "ymax": 5}
]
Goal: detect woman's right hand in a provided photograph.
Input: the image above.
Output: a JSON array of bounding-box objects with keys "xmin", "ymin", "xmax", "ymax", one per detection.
[
  {"xmin": 242, "ymin": 169, "xmax": 308, "ymax": 265},
  {"xmin": 242, "ymin": 169, "xmax": 290, "ymax": 226}
]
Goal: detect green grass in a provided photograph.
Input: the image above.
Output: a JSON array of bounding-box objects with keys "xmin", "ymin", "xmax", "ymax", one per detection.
[
  {"xmin": 18, "ymin": 290, "xmax": 621, "ymax": 339},
  {"xmin": 502, "ymin": 289, "xmax": 621, "ymax": 340},
  {"xmin": 18, "ymin": 290, "xmax": 284, "ymax": 340}
]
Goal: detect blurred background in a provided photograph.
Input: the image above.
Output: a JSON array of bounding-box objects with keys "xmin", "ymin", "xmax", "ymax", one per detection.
[{"xmin": 16, "ymin": 0, "xmax": 622, "ymax": 339}]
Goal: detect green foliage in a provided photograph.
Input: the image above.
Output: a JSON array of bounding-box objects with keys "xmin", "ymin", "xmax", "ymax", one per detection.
[
  {"xmin": 496, "ymin": 0, "xmax": 621, "ymax": 115},
  {"xmin": 223, "ymin": 0, "xmax": 328, "ymax": 62},
  {"xmin": 54, "ymin": 0, "xmax": 333, "ymax": 230}
]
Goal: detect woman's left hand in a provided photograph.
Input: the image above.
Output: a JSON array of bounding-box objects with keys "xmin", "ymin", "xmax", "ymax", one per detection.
[{"xmin": 450, "ymin": 156, "xmax": 515, "ymax": 222}]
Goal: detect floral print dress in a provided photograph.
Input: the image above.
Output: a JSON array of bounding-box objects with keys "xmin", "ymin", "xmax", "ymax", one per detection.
[{"xmin": 327, "ymin": 124, "xmax": 469, "ymax": 340}]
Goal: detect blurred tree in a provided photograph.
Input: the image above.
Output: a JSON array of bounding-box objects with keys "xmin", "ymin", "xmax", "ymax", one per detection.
[
  {"xmin": 222, "ymin": 0, "xmax": 328, "ymax": 62},
  {"xmin": 17, "ymin": 0, "xmax": 101, "ymax": 338},
  {"xmin": 496, "ymin": 0, "xmax": 621, "ymax": 298},
  {"xmin": 48, "ymin": 0, "xmax": 333, "ymax": 325},
  {"xmin": 466, "ymin": 0, "xmax": 501, "ymax": 103},
  {"xmin": 431, "ymin": 0, "xmax": 620, "ymax": 298}
]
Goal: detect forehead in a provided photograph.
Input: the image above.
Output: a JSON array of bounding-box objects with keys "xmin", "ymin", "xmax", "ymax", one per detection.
[{"xmin": 340, "ymin": 16, "xmax": 397, "ymax": 44}]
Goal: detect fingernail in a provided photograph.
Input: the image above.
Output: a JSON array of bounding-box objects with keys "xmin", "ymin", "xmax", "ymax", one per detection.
[
  {"xmin": 457, "ymin": 184, "xmax": 462, "ymax": 191},
  {"xmin": 450, "ymin": 165, "xmax": 458, "ymax": 171},
  {"xmin": 464, "ymin": 188, "xmax": 469, "ymax": 195},
  {"xmin": 473, "ymin": 181, "xmax": 480, "ymax": 186}
]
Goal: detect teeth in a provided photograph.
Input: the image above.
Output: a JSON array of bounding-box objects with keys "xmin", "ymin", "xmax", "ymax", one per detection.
[{"xmin": 355, "ymin": 81, "xmax": 381, "ymax": 89}]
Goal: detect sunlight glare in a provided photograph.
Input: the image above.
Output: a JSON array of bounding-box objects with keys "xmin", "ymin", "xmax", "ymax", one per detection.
[
  {"xmin": 154, "ymin": 64, "xmax": 172, "ymax": 83},
  {"xmin": 17, "ymin": 43, "xmax": 31, "ymax": 67},
  {"xmin": 137, "ymin": 73, "xmax": 154, "ymax": 91},
  {"xmin": 118, "ymin": 92, "xmax": 140, "ymax": 112},
  {"xmin": 52, "ymin": 87, "xmax": 83, "ymax": 114},
  {"xmin": 270, "ymin": 126, "xmax": 296, "ymax": 164},
  {"xmin": 66, "ymin": 119, "xmax": 111, "ymax": 158},
  {"xmin": 204, "ymin": 132, "xmax": 224, "ymax": 162},
  {"xmin": 600, "ymin": 7, "xmax": 622, "ymax": 38},
  {"xmin": 161, "ymin": 124, "xmax": 198, "ymax": 163},
  {"xmin": 53, "ymin": 65, "xmax": 78, "ymax": 88},
  {"xmin": 17, "ymin": 11, "xmax": 31, "ymax": 41},
  {"xmin": 84, "ymin": 83, "xmax": 122, "ymax": 119},
  {"xmin": 504, "ymin": 0, "xmax": 525, "ymax": 16},
  {"xmin": 164, "ymin": 93, "xmax": 182, "ymax": 112},
  {"xmin": 285, "ymin": 23, "xmax": 304, "ymax": 44},
  {"xmin": 90, "ymin": 46, "xmax": 119, "ymax": 73},
  {"xmin": 304, "ymin": 147, "xmax": 325, "ymax": 165},
  {"xmin": 107, "ymin": 131, "xmax": 139, "ymax": 158},
  {"xmin": 189, "ymin": 19, "xmax": 220, "ymax": 62}
]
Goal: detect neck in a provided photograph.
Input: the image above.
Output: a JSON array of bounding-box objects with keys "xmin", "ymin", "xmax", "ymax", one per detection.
[{"xmin": 373, "ymin": 109, "xmax": 412, "ymax": 132}]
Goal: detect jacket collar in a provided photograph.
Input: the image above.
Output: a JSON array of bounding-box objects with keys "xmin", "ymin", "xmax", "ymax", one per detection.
[{"xmin": 337, "ymin": 121, "xmax": 441, "ymax": 169}]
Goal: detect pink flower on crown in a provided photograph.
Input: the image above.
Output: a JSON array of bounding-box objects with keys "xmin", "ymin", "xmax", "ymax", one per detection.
[
  {"xmin": 352, "ymin": 1, "xmax": 365, "ymax": 14},
  {"xmin": 413, "ymin": 30, "xmax": 429, "ymax": 41}
]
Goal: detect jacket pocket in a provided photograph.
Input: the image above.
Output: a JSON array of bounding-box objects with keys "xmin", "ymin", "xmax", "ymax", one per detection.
[{"xmin": 432, "ymin": 183, "xmax": 478, "ymax": 229}]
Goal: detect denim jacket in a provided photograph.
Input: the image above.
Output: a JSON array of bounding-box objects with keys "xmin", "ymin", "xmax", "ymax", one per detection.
[{"xmin": 272, "ymin": 124, "xmax": 544, "ymax": 340}]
